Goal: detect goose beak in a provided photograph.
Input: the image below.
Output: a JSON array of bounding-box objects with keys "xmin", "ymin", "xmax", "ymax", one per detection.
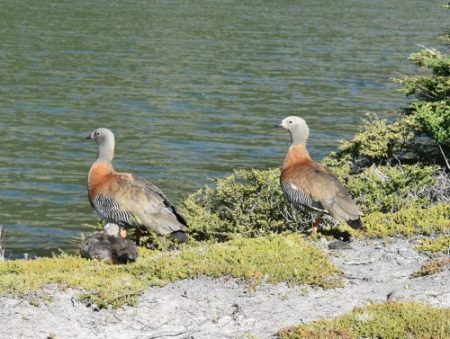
[
  {"xmin": 86, "ymin": 133, "xmax": 94, "ymax": 140},
  {"xmin": 278, "ymin": 122, "xmax": 286, "ymax": 129}
]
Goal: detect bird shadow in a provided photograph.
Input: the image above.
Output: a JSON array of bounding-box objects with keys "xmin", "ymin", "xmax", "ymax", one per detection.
[{"xmin": 319, "ymin": 228, "xmax": 352, "ymax": 242}]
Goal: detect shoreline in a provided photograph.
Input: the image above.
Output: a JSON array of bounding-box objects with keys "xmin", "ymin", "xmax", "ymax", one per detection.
[{"xmin": 1, "ymin": 237, "xmax": 448, "ymax": 338}]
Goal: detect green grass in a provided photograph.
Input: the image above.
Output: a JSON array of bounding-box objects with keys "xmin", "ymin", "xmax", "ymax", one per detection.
[
  {"xmin": 0, "ymin": 234, "xmax": 340, "ymax": 308},
  {"xmin": 416, "ymin": 235, "xmax": 450, "ymax": 254},
  {"xmin": 361, "ymin": 203, "xmax": 450, "ymax": 238},
  {"xmin": 278, "ymin": 302, "xmax": 450, "ymax": 339}
]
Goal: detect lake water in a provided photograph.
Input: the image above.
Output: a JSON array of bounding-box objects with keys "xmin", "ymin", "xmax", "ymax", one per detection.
[{"xmin": 0, "ymin": 0, "xmax": 447, "ymax": 257}]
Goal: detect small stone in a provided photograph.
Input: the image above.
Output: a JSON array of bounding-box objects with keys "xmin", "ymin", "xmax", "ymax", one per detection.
[
  {"xmin": 387, "ymin": 288, "xmax": 402, "ymax": 301},
  {"xmin": 328, "ymin": 241, "xmax": 352, "ymax": 250}
]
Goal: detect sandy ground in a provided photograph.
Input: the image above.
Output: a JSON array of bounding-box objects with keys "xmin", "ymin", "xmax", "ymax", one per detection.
[{"xmin": 0, "ymin": 238, "xmax": 449, "ymax": 339}]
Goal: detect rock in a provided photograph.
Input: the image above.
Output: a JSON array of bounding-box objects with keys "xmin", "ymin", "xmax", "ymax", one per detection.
[{"xmin": 328, "ymin": 241, "xmax": 352, "ymax": 250}]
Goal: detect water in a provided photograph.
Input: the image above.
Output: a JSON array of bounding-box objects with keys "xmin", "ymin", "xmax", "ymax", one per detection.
[{"xmin": 0, "ymin": 0, "xmax": 447, "ymax": 257}]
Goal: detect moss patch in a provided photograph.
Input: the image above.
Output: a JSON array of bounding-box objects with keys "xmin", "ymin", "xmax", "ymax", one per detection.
[
  {"xmin": 417, "ymin": 235, "xmax": 450, "ymax": 254},
  {"xmin": 277, "ymin": 302, "xmax": 450, "ymax": 339},
  {"xmin": 0, "ymin": 234, "xmax": 340, "ymax": 308},
  {"xmin": 362, "ymin": 203, "xmax": 450, "ymax": 238},
  {"xmin": 411, "ymin": 258, "xmax": 450, "ymax": 278}
]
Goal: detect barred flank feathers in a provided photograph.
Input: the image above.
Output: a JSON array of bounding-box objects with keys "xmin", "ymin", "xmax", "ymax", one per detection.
[{"xmin": 87, "ymin": 128, "xmax": 188, "ymax": 241}]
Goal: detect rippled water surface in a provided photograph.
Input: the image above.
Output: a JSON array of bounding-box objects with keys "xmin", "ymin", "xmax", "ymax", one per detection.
[{"xmin": 0, "ymin": 0, "xmax": 447, "ymax": 257}]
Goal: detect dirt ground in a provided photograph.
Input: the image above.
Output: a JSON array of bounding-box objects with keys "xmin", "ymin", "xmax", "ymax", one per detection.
[{"xmin": 1, "ymin": 238, "xmax": 449, "ymax": 339}]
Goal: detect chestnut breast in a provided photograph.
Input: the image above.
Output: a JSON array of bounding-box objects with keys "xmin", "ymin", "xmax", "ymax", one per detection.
[{"xmin": 88, "ymin": 161, "xmax": 115, "ymax": 201}]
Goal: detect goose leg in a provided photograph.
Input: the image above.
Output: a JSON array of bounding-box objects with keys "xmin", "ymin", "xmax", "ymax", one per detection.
[{"xmin": 135, "ymin": 227, "xmax": 142, "ymax": 246}]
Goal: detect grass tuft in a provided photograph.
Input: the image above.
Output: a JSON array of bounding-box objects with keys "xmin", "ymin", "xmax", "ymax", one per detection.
[
  {"xmin": 416, "ymin": 235, "xmax": 450, "ymax": 254},
  {"xmin": 0, "ymin": 234, "xmax": 340, "ymax": 308},
  {"xmin": 411, "ymin": 258, "xmax": 450, "ymax": 278},
  {"xmin": 277, "ymin": 302, "xmax": 450, "ymax": 339},
  {"xmin": 362, "ymin": 203, "xmax": 450, "ymax": 238}
]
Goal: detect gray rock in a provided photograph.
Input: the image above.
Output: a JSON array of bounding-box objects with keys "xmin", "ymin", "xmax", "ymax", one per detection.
[{"xmin": 328, "ymin": 240, "xmax": 352, "ymax": 250}]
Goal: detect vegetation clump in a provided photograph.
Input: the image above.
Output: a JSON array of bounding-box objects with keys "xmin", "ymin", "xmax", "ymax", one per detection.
[
  {"xmin": 181, "ymin": 168, "xmax": 311, "ymax": 242},
  {"xmin": 277, "ymin": 302, "xmax": 450, "ymax": 339},
  {"xmin": 416, "ymin": 235, "xmax": 450, "ymax": 254},
  {"xmin": 327, "ymin": 48, "xmax": 450, "ymax": 169},
  {"xmin": 324, "ymin": 115, "xmax": 421, "ymax": 168},
  {"xmin": 0, "ymin": 234, "xmax": 340, "ymax": 308},
  {"xmin": 344, "ymin": 164, "xmax": 439, "ymax": 214},
  {"xmin": 410, "ymin": 258, "xmax": 450, "ymax": 278},
  {"xmin": 398, "ymin": 49, "xmax": 450, "ymax": 102},
  {"xmin": 362, "ymin": 203, "xmax": 450, "ymax": 238},
  {"xmin": 182, "ymin": 165, "xmax": 449, "ymax": 240}
]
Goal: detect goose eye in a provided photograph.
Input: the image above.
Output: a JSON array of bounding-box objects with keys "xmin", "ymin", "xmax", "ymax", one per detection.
[
  {"xmin": 288, "ymin": 121, "xmax": 293, "ymax": 123},
  {"xmin": 95, "ymin": 131, "xmax": 100, "ymax": 136}
]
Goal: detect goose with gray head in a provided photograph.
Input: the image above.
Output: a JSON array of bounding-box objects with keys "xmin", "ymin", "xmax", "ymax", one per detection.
[
  {"xmin": 279, "ymin": 116, "xmax": 363, "ymax": 233},
  {"xmin": 86, "ymin": 128, "xmax": 188, "ymax": 244}
]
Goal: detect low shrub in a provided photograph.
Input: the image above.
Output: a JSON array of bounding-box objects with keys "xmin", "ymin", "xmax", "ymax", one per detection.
[
  {"xmin": 181, "ymin": 166, "xmax": 448, "ymax": 241},
  {"xmin": 181, "ymin": 168, "xmax": 314, "ymax": 241},
  {"xmin": 416, "ymin": 235, "xmax": 450, "ymax": 254}
]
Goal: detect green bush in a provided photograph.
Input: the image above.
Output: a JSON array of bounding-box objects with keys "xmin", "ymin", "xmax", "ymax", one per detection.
[
  {"xmin": 345, "ymin": 164, "xmax": 438, "ymax": 214},
  {"xmin": 396, "ymin": 49, "xmax": 450, "ymax": 146},
  {"xmin": 180, "ymin": 164, "xmax": 447, "ymax": 241},
  {"xmin": 409, "ymin": 49, "xmax": 450, "ymax": 78},
  {"xmin": 325, "ymin": 115, "xmax": 419, "ymax": 167},
  {"xmin": 416, "ymin": 235, "xmax": 450, "ymax": 253},
  {"xmin": 181, "ymin": 168, "xmax": 313, "ymax": 241},
  {"xmin": 412, "ymin": 101, "xmax": 450, "ymax": 144},
  {"xmin": 397, "ymin": 49, "xmax": 450, "ymax": 101},
  {"xmin": 326, "ymin": 48, "xmax": 450, "ymax": 169}
]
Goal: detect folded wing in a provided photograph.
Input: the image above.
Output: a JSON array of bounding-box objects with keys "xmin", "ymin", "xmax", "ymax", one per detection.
[
  {"xmin": 282, "ymin": 163, "xmax": 362, "ymax": 224},
  {"xmin": 95, "ymin": 173, "xmax": 187, "ymax": 235}
]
